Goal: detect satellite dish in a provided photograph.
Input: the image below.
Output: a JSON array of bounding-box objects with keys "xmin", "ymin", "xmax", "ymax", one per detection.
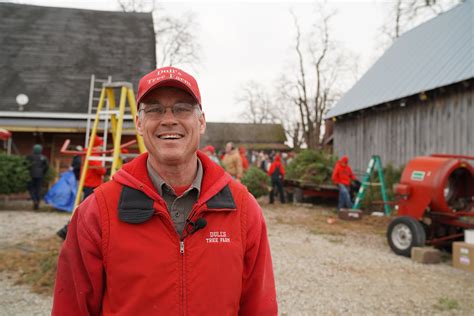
[{"xmin": 16, "ymin": 94, "xmax": 29, "ymax": 106}]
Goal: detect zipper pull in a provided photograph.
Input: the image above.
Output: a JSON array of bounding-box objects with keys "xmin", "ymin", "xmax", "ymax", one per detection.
[{"xmin": 180, "ymin": 241, "xmax": 185, "ymax": 254}]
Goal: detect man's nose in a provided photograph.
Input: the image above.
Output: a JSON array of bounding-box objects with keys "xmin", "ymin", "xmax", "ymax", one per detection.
[{"xmin": 160, "ymin": 107, "xmax": 178, "ymax": 124}]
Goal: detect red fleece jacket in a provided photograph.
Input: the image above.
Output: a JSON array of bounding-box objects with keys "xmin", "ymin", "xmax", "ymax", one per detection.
[
  {"xmin": 52, "ymin": 152, "xmax": 278, "ymax": 315},
  {"xmin": 267, "ymin": 155, "xmax": 285, "ymax": 178},
  {"xmin": 332, "ymin": 156, "xmax": 356, "ymax": 186}
]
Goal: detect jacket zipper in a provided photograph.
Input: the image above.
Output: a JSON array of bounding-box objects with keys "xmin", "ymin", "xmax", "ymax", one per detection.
[
  {"xmin": 180, "ymin": 239, "xmax": 186, "ymax": 316},
  {"xmin": 158, "ymin": 204, "xmax": 213, "ymax": 316},
  {"xmin": 178, "ymin": 204, "xmax": 204, "ymax": 316},
  {"xmin": 154, "ymin": 211, "xmax": 187, "ymax": 316}
]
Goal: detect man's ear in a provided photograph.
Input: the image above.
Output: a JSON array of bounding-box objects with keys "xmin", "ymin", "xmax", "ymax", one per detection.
[
  {"xmin": 135, "ymin": 114, "xmax": 144, "ymax": 136},
  {"xmin": 199, "ymin": 112, "xmax": 206, "ymax": 135}
]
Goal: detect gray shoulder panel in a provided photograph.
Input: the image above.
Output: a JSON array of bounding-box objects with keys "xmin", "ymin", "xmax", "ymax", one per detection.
[
  {"xmin": 206, "ymin": 185, "xmax": 236, "ymax": 210},
  {"xmin": 118, "ymin": 186, "xmax": 154, "ymax": 224}
]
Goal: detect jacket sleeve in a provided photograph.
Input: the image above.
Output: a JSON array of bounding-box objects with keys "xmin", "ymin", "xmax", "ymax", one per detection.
[
  {"xmin": 90, "ymin": 160, "xmax": 106, "ymax": 176},
  {"xmin": 279, "ymin": 164, "xmax": 285, "ymax": 178},
  {"xmin": 236, "ymin": 155, "xmax": 244, "ymax": 179},
  {"xmin": 349, "ymin": 166, "xmax": 356, "ymax": 180},
  {"xmin": 42, "ymin": 156, "xmax": 49, "ymax": 176},
  {"xmin": 239, "ymin": 194, "xmax": 278, "ymax": 315},
  {"xmin": 94, "ymin": 166, "xmax": 106, "ymax": 177},
  {"xmin": 267, "ymin": 163, "xmax": 275, "ymax": 176},
  {"xmin": 52, "ymin": 195, "xmax": 104, "ymax": 316}
]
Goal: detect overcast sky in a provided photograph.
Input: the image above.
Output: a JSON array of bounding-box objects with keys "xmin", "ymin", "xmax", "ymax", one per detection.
[{"xmin": 10, "ymin": 0, "xmax": 414, "ymax": 121}]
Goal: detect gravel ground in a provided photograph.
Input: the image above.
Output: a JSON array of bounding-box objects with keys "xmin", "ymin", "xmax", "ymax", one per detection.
[
  {"xmin": 263, "ymin": 203, "xmax": 474, "ymax": 316},
  {"xmin": 1, "ymin": 205, "xmax": 474, "ymax": 315},
  {"xmin": 0, "ymin": 272, "xmax": 53, "ymax": 316},
  {"xmin": 0, "ymin": 209, "xmax": 69, "ymax": 316}
]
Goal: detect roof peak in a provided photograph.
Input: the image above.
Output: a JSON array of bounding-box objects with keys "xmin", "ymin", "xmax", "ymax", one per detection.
[
  {"xmin": 0, "ymin": 2, "xmax": 152, "ymax": 15},
  {"xmin": 326, "ymin": 0, "xmax": 473, "ymax": 118}
]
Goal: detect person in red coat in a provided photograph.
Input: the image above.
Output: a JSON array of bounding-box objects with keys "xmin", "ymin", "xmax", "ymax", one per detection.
[
  {"xmin": 83, "ymin": 136, "xmax": 107, "ymax": 199},
  {"xmin": 331, "ymin": 155, "xmax": 356, "ymax": 210},
  {"xmin": 268, "ymin": 154, "xmax": 285, "ymax": 204},
  {"xmin": 52, "ymin": 66, "xmax": 277, "ymax": 315},
  {"xmin": 56, "ymin": 137, "xmax": 106, "ymax": 240},
  {"xmin": 239, "ymin": 146, "xmax": 250, "ymax": 171},
  {"xmin": 202, "ymin": 145, "xmax": 220, "ymax": 165}
]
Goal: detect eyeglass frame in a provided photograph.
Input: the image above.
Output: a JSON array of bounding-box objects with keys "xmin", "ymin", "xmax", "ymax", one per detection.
[{"xmin": 138, "ymin": 102, "xmax": 201, "ymax": 120}]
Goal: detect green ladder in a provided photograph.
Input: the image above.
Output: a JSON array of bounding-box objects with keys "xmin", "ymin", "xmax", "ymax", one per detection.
[{"xmin": 352, "ymin": 155, "xmax": 391, "ymax": 215}]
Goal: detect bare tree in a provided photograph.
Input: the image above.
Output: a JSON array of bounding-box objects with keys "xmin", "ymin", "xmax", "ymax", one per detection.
[
  {"xmin": 273, "ymin": 77, "xmax": 305, "ymax": 149},
  {"xmin": 117, "ymin": 0, "xmax": 201, "ymax": 68},
  {"xmin": 235, "ymin": 78, "xmax": 304, "ymax": 148},
  {"xmin": 283, "ymin": 6, "xmax": 352, "ymax": 150},
  {"xmin": 117, "ymin": 0, "xmax": 157, "ymax": 12},
  {"xmin": 236, "ymin": 81, "xmax": 279, "ymax": 124},
  {"xmin": 381, "ymin": 0, "xmax": 460, "ymax": 42},
  {"xmin": 235, "ymin": 5, "xmax": 357, "ymax": 150},
  {"xmin": 154, "ymin": 11, "xmax": 201, "ymax": 67}
]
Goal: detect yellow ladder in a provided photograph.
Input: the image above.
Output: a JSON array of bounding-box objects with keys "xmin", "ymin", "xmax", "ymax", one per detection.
[{"xmin": 74, "ymin": 82, "xmax": 146, "ymax": 209}]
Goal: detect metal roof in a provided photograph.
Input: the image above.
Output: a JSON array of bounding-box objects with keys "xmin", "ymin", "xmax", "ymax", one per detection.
[{"xmin": 326, "ymin": 0, "xmax": 473, "ymax": 118}]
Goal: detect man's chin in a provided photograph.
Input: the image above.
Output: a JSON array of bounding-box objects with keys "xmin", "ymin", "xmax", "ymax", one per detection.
[{"xmin": 156, "ymin": 152, "xmax": 189, "ymax": 166}]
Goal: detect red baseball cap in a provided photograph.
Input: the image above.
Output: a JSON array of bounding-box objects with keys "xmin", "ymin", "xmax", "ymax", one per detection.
[
  {"xmin": 202, "ymin": 145, "xmax": 215, "ymax": 154},
  {"xmin": 136, "ymin": 66, "xmax": 202, "ymax": 108}
]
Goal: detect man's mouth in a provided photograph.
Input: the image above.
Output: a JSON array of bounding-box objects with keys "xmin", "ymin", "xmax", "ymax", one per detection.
[{"xmin": 157, "ymin": 133, "xmax": 184, "ymax": 140}]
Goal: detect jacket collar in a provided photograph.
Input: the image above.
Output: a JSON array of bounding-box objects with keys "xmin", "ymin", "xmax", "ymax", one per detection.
[
  {"xmin": 113, "ymin": 151, "xmax": 232, "ymax": 207},
  {"xmin": 114, "ymin": 151, "xmax": 235, "ymax": 224}
]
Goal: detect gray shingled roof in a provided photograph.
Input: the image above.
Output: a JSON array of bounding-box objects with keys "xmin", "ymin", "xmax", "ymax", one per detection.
[
  {"xmin": 326, "ymin": 0, "xmax": 473, "ymax": 118},
  {"xmin": 200, "ymin": 123, "xmax": 288, "ymax": 150},
  {"xmin": 202, "ymin": 122, "xmax": 287, "ymax": 143},
  {"xmin": 0, "ymin": 3, "xmax": 156, "ymax": 114}
]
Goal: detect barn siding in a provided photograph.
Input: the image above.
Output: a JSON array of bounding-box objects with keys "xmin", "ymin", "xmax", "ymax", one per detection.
[{"xmin": 333, "ymin": 84, "xmax": 474, "ymax": 174}]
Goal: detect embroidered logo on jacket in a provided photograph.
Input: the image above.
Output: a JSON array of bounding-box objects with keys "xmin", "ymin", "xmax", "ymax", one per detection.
[{"xmin": 206, "ymin": 231, "xmax": 230, "ymax": 243}]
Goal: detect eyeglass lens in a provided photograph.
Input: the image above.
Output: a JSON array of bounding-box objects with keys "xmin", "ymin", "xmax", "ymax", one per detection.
[{"xmin": 142, "ymin": 103, "xmax": 196, "ymax": 119}]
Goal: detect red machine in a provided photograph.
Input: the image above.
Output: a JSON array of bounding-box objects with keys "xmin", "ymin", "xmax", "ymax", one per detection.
[{"xmin": 387, "ymin": 154, "xmax": 474, "ymax": 256}]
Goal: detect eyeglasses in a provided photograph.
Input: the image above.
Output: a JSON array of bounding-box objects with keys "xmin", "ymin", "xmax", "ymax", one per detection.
[{"xmin": 140, "ymin": 102, "xmax": 198, "ymax": 120}]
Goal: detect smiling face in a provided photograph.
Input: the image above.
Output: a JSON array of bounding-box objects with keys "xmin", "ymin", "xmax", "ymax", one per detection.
[{"xmin": 136, "ymin": 86, "xmax": 206, "ymax": 168}]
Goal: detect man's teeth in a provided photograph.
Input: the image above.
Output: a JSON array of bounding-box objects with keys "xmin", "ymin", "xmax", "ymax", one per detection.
[{"xmin": 159, "ymin": 134, "xmax": 182, "ymax": 139}]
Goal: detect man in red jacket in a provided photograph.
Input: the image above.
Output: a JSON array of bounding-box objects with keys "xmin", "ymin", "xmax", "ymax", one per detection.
[
  {"xmin": 56, "ymin": 137, "xmax": 106, "ymax": 240},
  {"xmin": 83, "ymin": 136, "xmax": 107, "ymax": 199},
  {"xmin": 52, "ymin": 66, "xmax": 277, "ymax": 315},
  {"xmin": 332, "ymin": 155, "xmax": 356, "ymax": 211},
  {"xmin": 239, "ymin": 146, "xmax": 250, "ymax": 171},
  {"xmin": 268, "ymin": 154, "xmax": 285, "ymax": 204}
]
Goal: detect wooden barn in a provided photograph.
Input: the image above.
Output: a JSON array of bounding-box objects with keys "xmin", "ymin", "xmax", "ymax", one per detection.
[
  {"xmin": 200, "ymin": 122, "xmax": 289, "ymax": 154},
  {"xmin": 325, "ymin": 0, "xmax": 473, "ymax": 172},
  {"xmin": 0, "ymin": 3, "xmax": 156, "ymax": 172}
]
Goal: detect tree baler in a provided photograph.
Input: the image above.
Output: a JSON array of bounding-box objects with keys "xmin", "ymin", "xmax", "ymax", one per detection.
[{"xmin": 387, "ymin": 154, "xmax": 474, "ymax": 257}]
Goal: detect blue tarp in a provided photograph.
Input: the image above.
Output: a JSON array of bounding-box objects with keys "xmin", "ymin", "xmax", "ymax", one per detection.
[{"xmin": 44, "ymin": 170, "xmax": 77, "ymax": 212}]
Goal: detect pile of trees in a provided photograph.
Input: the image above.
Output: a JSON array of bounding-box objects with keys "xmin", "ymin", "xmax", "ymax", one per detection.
[
  {"xmin": 286, "ymin": 149, "xmax": 337, "ymax": 186},
  {"xmin": 0, "ymin": 153, "xmax": 54, "ymax": 196},
  {"xmin": 241, "ymin": 167, "xmax": 270, "ymax": 199},
  {"xmin": 0, "ymin": 153, "xmax": 31, "ymax": 195}
]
